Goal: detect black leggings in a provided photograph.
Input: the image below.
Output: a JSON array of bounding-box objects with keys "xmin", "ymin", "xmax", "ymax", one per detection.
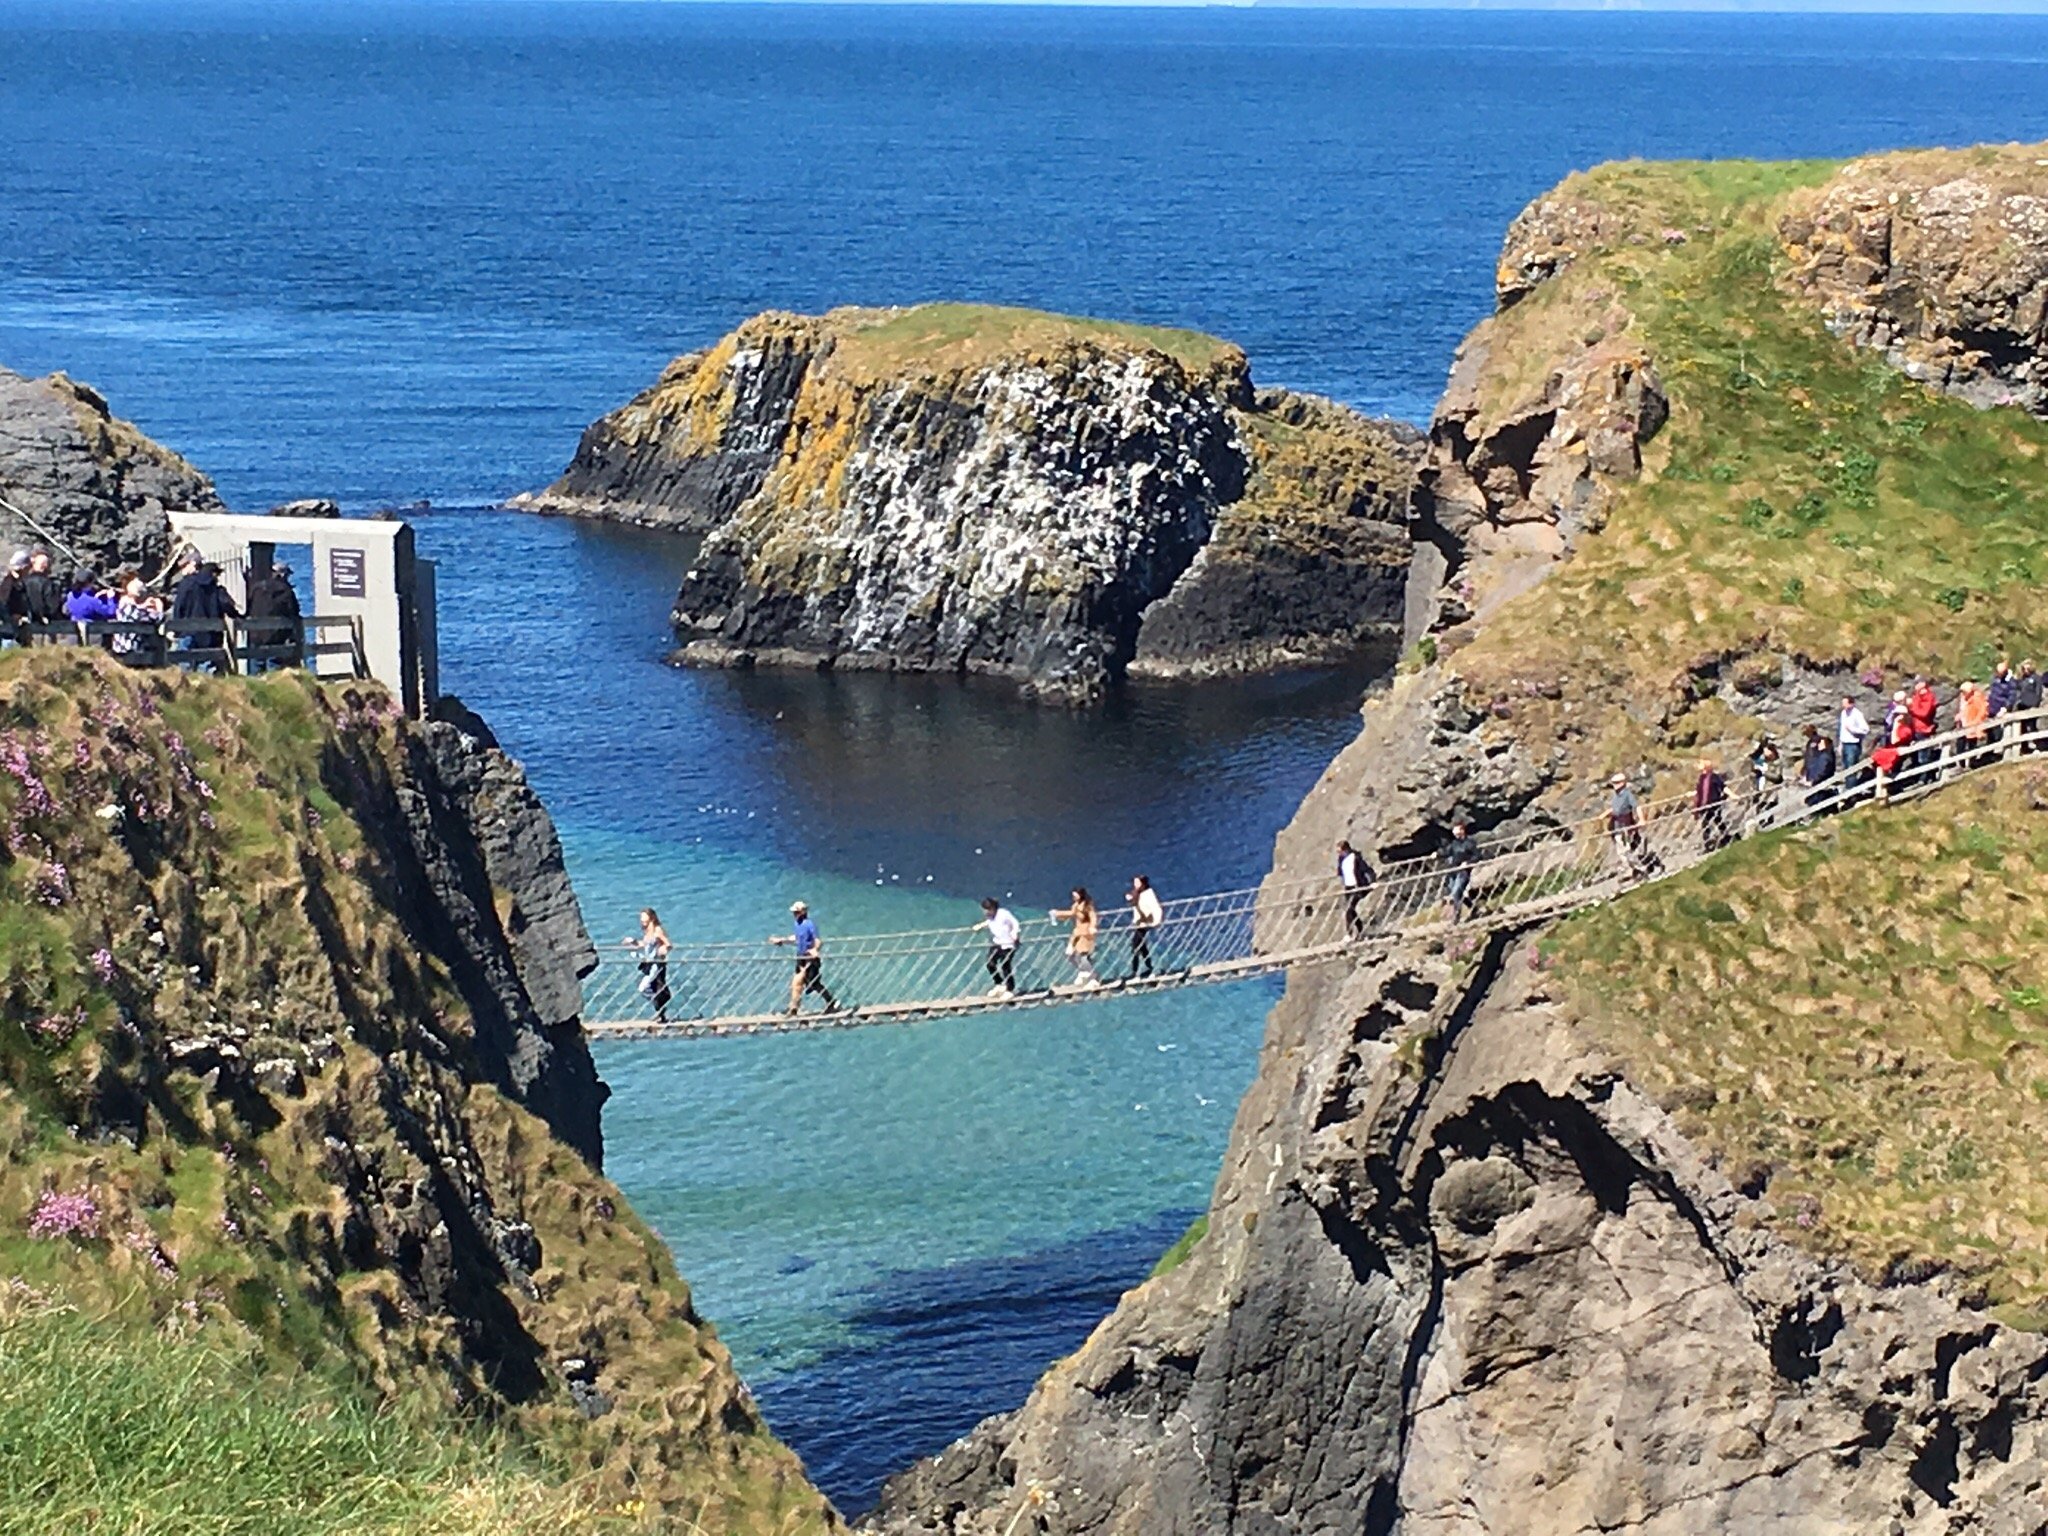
[
  {"xmin": 1130, "ymin": 927, "xmax": 1155, "ymax": 977},
  {"xmin": 987, "ymin": 945, "xmax": 1018, "ymax": 990},
  {"xmin": 640, "ymin": 962, "xmax": 672, "ymax": 1020}
]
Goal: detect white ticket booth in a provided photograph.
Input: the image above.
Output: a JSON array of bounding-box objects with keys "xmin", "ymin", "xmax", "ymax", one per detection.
[{"xmin": 166, "ymin": 509, "xmax": 440, "ymax": 716}]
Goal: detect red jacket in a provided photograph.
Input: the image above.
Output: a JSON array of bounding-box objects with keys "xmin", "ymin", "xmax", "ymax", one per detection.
[{"xmin": 1908, "ymin": 684, "xmax": 1939, "ymax": 739}]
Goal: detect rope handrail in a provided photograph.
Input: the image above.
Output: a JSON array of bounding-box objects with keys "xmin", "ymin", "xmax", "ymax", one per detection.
[{"xmin": 580, "ymin": 704, "xmax": 2048, "ymax": 1037}]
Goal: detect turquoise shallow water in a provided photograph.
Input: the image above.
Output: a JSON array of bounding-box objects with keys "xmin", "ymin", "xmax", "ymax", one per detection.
[
  {"xmin": 5, "ymin": 0, "xmax": 2048, "ymax": 1508},
  {"xmin": 415, "ymin": 508, "xmax": 1350, "ymax": 1500}
]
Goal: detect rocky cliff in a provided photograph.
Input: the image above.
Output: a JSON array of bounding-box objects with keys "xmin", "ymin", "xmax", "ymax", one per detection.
[
  {"xmin": 1781, "ymin": 145, "xmax": 2048, "ymax": 417},
  {"xmin": 0, "ymin": 652, "xmax": 834, "ymax": 1531},
  {"xmin": 866, "ymin": 146, "xmax": 2048, "ymax": 1535},
  {"xmin": 518, "ymin": 305, "xmax": 1416, "ymax": 703},
  {"xmin": 0, "ymin": 366, "xmax": 218, "ymax": 571}
]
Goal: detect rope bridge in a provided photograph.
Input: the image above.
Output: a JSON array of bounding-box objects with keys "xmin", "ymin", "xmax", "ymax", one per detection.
[{"xmin": 581, "ymin": 708, "xmax": 2048, "ymax": 1040}]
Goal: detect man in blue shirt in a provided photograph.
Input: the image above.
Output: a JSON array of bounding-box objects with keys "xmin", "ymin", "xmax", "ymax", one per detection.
[{"xmin": 770, "ymin": 900, "xmax": 840, "ymax": 1015}]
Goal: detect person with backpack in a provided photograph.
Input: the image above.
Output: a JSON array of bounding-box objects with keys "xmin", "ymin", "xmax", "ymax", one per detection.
[
  {"xmin": 244, "ymin": 562, "xmax": 303, "ymax": 671},
  {"xmin": 1335, "ymin": 839, "xmax": 1375, "ymax": 939},
  {"xmin": 1606, "ymin": 773, "xmax": 1655, "ymax": 878}
]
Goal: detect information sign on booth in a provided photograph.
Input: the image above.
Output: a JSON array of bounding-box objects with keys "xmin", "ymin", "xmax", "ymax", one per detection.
[{"xmin": 329, "ymin": 547, "xmax": 367, "ymax": 598}]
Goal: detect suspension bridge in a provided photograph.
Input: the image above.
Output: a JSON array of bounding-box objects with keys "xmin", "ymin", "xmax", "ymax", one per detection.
[{"xmin": 579, "ymin": 708, "xmax": 2047, "ymax": 1040}]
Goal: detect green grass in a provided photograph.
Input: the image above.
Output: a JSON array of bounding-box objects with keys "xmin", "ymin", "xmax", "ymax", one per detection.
[
  {"xmin": 817, "ymin": 302, "xmax": 1240, "ymax": 381},
  {"xmin": 1148, "ymin": 1215, "xmax": 1209, "ymax": 1279},
  {"xmin": 1546, "ymin": 766, "xmax": 2048, "ymax": 1313},
  {"xmin": 0, "ymin": 652, "xmax": 836, "ymax": 1533},
  {"xmin": 0, "ymin": 1297, "xmax": 595, "ymax": 1536},
  {"xmin": 1460, "ymin": 149, "xmax": 2048, "ymax": 782}
]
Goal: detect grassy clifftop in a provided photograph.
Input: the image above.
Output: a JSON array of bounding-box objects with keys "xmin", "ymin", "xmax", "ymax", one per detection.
[
  {"xmin": 1436, "ymin": 145, "xmax": 2048, "ymax": 1320},
  {"xmin": 0, "ymin": 652, "xmax": 831, "ymax": 1533},
  {"xmin": 1448, "ymin": 147, "xmax": 2048, "ymax": 776},
  {"xmin": 800, "ymin": 302, "xmax": 1243, "ymax": 383},
  {"xmin": 1548, "ymin": 766, "xmax": 2048, "ymax": 1327}
]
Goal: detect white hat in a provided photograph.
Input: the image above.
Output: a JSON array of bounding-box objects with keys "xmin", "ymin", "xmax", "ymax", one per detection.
[
  {"xmin": 1610, "ymin": 772, "xmax": 1627, "ymax": 786},
  {"xmin": 6, "ymin": 550, "xmax": 27, "ymax": 571},
  {"xmin": 790, "ymin": 900, "xmax": 808, "ymax": 913}
]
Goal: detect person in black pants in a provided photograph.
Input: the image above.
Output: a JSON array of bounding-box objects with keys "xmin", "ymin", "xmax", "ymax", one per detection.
[
  {"xmin": 1127, "ymin": 875, "xmax": 1163, "ymax": 978},
  {"xmin": 1336, "ymin": 840, "xmax": 1374, "ymax": 939},
  {"xmin": 974, "ymin": 897, "xmax": 1023, "ymax": 997},
  {"xmin": 627, "ymin": 908, "xmax": 673, "ymax": 1024}
]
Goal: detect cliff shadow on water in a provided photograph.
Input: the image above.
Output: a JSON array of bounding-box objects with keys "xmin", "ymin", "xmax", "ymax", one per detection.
[
  {"xmin": 686, "ymin": 659, "xmax": 1399, "ymax": 900},
  {"xmin": 760, "ymin": 1208, "xmax": 1201, "ymax": 1517}
]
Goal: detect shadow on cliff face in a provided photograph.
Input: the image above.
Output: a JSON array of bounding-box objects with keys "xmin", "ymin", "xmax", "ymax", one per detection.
[{"xmin": 753, "ymin": 1208, "xmax": 1197, "ymax": 1517}]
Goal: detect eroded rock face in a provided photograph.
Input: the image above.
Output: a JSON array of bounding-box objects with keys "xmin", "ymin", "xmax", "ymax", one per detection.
[
  {"xmin": 519, "ymin": 307, "xmax": 1416, "ymax": 704},
  {"xmin": 400, "ymin": 694, "xmax": 606, "ymax": 1165},
  {"xmin": 868, "ymin": 920, "xmax": 2048, "ymax": 1535},
  {"xmin": 673, "ymin": 339, "xmax": 1243, "ymax": 703},
  {"xmin": 1418, "ymin": 206, "xmax": 1669, "ymax": 639},
  {"xmin": 1781, "ymin": 147, "xmax": 2048, "ymax": 416},
  {"xmin": 0, "ymin": 367, "xmax": 218, "ymax": 570},
  {"xmin": 1130, "ymin": 396, "xmax": 1418, "ymax": 682}
]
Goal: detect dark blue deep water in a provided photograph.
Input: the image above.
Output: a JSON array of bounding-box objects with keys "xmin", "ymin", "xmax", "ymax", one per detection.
[{"xmin": 4, "ymin": 1, "xmax": 2046, "ymax": 1510}]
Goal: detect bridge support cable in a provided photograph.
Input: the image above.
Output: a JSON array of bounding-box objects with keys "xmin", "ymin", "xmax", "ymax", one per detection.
[{"xmin": 580, "ymin": 707, "xmax": 2047, "ymax": 1039}]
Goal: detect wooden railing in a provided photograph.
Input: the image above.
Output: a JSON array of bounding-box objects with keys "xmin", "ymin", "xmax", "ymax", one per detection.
[{"xmin": 5, "ymin": 614, "xmax": 368, "ymax": 680}]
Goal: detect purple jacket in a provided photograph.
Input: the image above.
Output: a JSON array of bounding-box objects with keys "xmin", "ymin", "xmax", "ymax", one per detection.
[{"xmin": 64, "ymin": 590, "xmax": 120, "ymax": 623}]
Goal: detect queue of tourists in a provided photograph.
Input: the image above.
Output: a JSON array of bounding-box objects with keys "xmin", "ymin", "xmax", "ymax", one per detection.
[
  {"xmin": 0, "ymin": 545, "xmax": 304, "ymax": 671},
  {"xmin": 1370, "ymin": 661, "xmax": 2048, "ymax": 934}
]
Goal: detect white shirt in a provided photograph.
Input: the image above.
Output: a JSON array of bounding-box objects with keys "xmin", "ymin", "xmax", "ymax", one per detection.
[
  {"xmin": 986, "ymin": 907, "xmax": 1021, "ymax": 949},
  {"xmin": 1337, "ymin": 850, "xmax": 1367, "ymax": 890},
  {"xmin": 1134, "ymin": 888, "xmax": 1164, "ymax": 927},
  {"xmin": 1838, "ymin": 705, "xmax": 1870, "ymax": 745}
]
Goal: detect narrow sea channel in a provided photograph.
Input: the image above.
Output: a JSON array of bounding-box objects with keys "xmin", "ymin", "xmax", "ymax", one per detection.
[{"xmin": 416, "ymin": 506, "xmax": 1367, "ymax": 1506}]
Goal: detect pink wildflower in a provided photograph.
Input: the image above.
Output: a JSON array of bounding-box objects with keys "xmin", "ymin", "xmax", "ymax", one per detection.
[{"xmin": 27, "ymin": 1188, "xmax": 101, "ymax": 1241}]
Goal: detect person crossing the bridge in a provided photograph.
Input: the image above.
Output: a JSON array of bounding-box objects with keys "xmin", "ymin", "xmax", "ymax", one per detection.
[
  {"xmin": 771, "ymin": 899, "xmax": 841, "ymax": 1016},
  {"xmin": 1336, "ymin": 839, "xmax": 1374, "ymax": 939},
  {"xmin": 625, "ymin": 908, "xmax": 672, "ymax": 1024},
  {"xmin": 1127, "ymin": 875, "xmax": 1163, "ymax": 978},
  {"xmin": 1606, "ymin": 773, "xmax": 1657, "ymax": 880},
  {"xmin": 1692, "ymin": 759, "xmax": 1730, "ymax": 851},
  {"xmin": 1050, "ymin": 888, "xmax": 1101, "ymax": 989},
  {"xmin": 2017, "ymin": 660, "xmax": 2043, "ymax": 753},
  {"xmin": 1439, "ymin": 820, "xmax": 1479, "ymax": 921},
  {"xmin": 975, "ymin": 897, "xmax": 1023, "ymax": 997}
]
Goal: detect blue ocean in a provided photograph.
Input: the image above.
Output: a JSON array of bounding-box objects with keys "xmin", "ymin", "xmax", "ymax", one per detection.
[{"xmin": 3, "ymin": 1, "xmax": 2045, "ymax": 1510}]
